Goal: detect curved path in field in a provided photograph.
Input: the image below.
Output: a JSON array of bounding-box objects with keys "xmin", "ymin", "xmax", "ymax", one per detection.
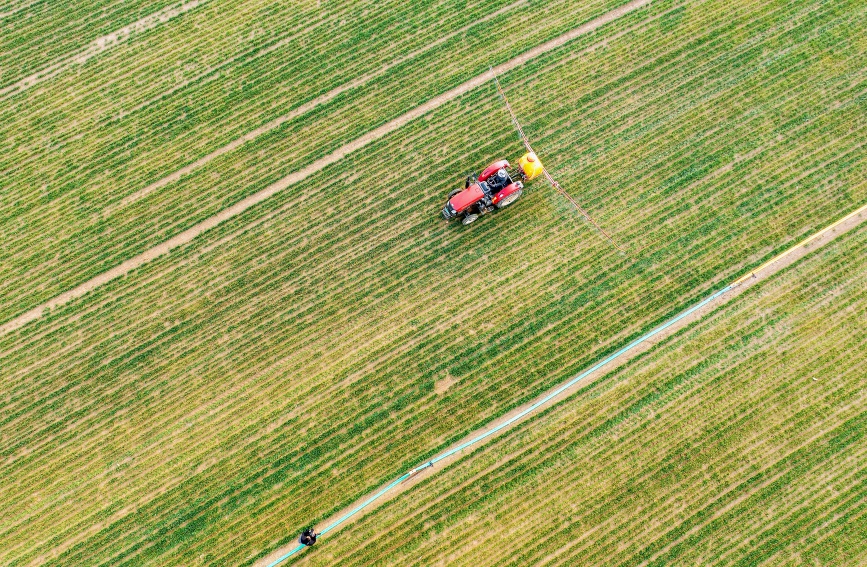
[
  {"xmin": 107, "ymin": 0, "xmax": 530, "ymax": 213},
  {"xmin": 0, "ymin": 0, "xmax": 653, "ymax": 336},
  {"xmin": 0, "ymin": 0, "xmax": 211, "ymax": 98},
  {"xmin": 255, "ymin": 204, "xmax": 866, "ymax": 566}
]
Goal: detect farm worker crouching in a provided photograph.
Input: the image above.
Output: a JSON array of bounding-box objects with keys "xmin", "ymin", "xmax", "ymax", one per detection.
[{"xmin": 299, "ymin": 528, "xmax": 319, "ymax": 546}]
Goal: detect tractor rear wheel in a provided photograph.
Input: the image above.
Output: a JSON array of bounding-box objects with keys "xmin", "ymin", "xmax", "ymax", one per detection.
[
  {"xmin": 461, "ymin": 214, "xmax": 479, "ymax": 225},
  {"xmin": 496, "ymin": 189, "xmax": 523, "ymax": 209}
]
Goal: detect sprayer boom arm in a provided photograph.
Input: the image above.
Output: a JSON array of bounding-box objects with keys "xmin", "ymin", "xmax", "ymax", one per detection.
[{"xmin": 490, "ymin": 69, "xmax": 624, "ymax": 252}]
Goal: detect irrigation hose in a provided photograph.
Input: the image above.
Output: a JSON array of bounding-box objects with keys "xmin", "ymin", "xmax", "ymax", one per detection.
[
  {"xmin": 265, "ymin": 474, "xmax": 412, "ymax": 566},
  {"xmin": 265, "ymin": 286, "xmax": 730, "ymax": 567},
  {"xmin": 264, "ymin": 204, "xmax": 865, "ymax": 566}
]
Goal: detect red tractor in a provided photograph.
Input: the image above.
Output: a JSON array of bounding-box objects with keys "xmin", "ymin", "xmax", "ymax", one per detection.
[{"xmin": 441, "ymin": 152, "xmax": 543, "ymax": 225}]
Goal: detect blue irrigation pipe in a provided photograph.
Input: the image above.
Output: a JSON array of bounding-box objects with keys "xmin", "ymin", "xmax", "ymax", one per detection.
[
  {"xmin": 266, "ymin": 473, "xmax": 412, "ymax": 567},
  {"xmin": 427, "ymin": 285, "xmax": 733, "ymax": 466},
  {"xmin": 265, "ymin": 284, "xmax": 733, "ymax": 566}
]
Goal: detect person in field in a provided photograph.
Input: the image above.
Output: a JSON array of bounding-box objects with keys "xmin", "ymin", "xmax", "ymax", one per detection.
[{"xmin": 299, "ymin": 528, "xmax": 318, "ymax": 546}]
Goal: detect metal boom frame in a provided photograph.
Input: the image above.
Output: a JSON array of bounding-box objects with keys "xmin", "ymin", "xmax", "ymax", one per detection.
[{"xmin": 491, "ymin": 69, "xmax": 625, "ymax": 252}]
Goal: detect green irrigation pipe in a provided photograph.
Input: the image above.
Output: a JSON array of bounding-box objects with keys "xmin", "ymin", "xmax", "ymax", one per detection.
[
  {"xmin": 265, "ymin": 202, "xmax": 866, "ymax": 566},
  {"xmin": 266, "ymin": 286, "xmax": 733, "ymax": 566}
]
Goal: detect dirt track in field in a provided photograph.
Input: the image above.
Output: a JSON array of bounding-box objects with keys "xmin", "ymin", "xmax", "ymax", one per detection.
[
  {"xmin": 254, "ymin": 206, "xmax": 866, "ymax": 567},
  {"xmin": 107, "ymin": 0, "xmax": 530, "ymax": 213},
  {"xmin": 0, "ymin": 0, "xmax": 211, "ymax": 98},
  {"xmin": 0, "ymin": 0, "xmax": 653, "ymax": 337}
]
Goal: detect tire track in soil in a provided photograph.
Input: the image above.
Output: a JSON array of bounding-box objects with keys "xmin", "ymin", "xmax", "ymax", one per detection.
[
  {"xmin": 275, "ymin": 220, "xmax": 866, "ymax": 566},
  {"xmin": 0, "ymin": 0, "xmax": 211, "ymax": 98},
  {"xmin": 3, "ymin": 122, "xmax": 856, "ymax": 532},
  {"xmin": 5, "ymin": 81, "xmax": 859, "ymax": 517},
  {"xmin": 0, "ymin": 0, "xmax": 653, "ymax": 336},
  {"xmin": 105, "ymin": 0, "xmax": 530, "ymax": 214},
  {"xmin": 255, "ymin": 208, "xmax": 866, "ymax": 566},
  {"xmin": 10, "ymin": 5, "xmax": 864, "ymax": 560},
  {"xmin": 412, "ymin": 383, "xmax": 861, "ymax": 567}
]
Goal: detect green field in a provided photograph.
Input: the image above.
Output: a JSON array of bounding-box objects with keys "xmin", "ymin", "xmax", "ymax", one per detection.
[
  {"xmin": 0, "ymin": 0, "xmax": 620, "ymax": 320},
  {"xmin": 1, "ymin": 0, "xmax": 864, "ymax": 565},
  {"xmin": 310, "ymin": 223, "xmax": 866, "ymax": 566}
]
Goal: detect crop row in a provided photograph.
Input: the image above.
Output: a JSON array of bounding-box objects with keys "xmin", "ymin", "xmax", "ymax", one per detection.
[
  {"xmin": 308, "ymin": 225, "xmax": 867, "ymax": 566},
  {"xmin": 0, "ymin": 0, "xmax": 616, "ymax": 318},
  {"xmin": 2, "ymin": 0, "xmax": 865, "ymax": 564},
  {"xmin": 0, "ymin": 0, "xmax": 852, "ymax": 540},
  {"xmin": 6, "ymin": 46, "xmax": 856, "ymax": 486},
  {"xmin": 0, "ymin": 2, "xmax": 656, "ymax": 556},
  {"xmin": 0, "ymin": 0, "xmax": 856, "ymax": 508},
  {"xmin": 0, "ymin": 0, "xmax": 183, "ymax": 83}
]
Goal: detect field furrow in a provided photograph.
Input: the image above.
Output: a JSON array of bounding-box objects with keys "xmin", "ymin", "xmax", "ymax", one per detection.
[
  {"xmin": 1, "ymin": 0, "xmax": 863, "ymax": 564},
  {"xmin": 305, "ymin": 225, "xmax": 865, "ymax": 566},
  {"xmin": 0, "ymin": 0, "xmax": 626, "ymax": 319}
]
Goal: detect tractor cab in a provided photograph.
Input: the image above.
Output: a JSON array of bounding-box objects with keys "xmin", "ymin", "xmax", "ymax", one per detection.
[
  {"xmin": 482, "ymin": 168, "xmax": 512, "ymax": 194},
  {"xmin": 441, "ymin": 153, "xmax": 541, "ymax": 226}
]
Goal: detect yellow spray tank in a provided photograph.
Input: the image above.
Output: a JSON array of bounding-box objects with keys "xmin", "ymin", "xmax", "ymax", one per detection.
[{"xmin": 518, "ymin": 151, "xmax": 544, "ymax": 181}]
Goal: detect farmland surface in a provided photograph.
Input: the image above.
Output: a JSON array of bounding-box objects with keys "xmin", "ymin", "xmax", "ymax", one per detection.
[
  {"xmin": 309, "ymin": 223, "xmax": 867, "ymax": 567},
  {"xmin": 1, "ymin": 0, "xmax": 619, "ymax": 320},
  {"xmin": 1, "ymin": 0, "xmax": 864, "ymax": 565}
]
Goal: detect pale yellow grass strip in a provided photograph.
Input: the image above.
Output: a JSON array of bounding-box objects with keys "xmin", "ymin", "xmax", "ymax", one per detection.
[
  {"xmin": 731, "ymin": 202, "xmax": 867, "ymax": 285},
  {"xmin": 0, "ymin": 0, "xmax": 653, "ymax": 336},
  {"xmin": 0, "ymin": 0, "xmax": 211, "ymax": 98}
]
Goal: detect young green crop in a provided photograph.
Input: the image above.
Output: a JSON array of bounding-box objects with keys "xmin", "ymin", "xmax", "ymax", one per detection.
[
  {"xmin": 0, "ymin": 0, "xmax": 616, "ymax": 320},
  {"xmin": 311, "ymin": 224, "xmax": 867, "ymax": 566},
  {"xmin": 0, "ymin": 0, "xmax": 183, "ymax": 82},
  {"xmin": 1, "ymin": 0, "xmax": 865, "ymax": 564}
]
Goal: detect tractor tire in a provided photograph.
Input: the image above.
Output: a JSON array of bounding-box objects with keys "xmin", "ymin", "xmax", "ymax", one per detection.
[
  {"xmin": 496, "ymin": 189, "xmax": 523, "ymax": 209},
  {"xmin": 448, "ymin": 189, "xmax": 462, "ymax": 199},
  {"xmin": 461, "ymin": 213, "xmax": 479, "ymax": 225}
]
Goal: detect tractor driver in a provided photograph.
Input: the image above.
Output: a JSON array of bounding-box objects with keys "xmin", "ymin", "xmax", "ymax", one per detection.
[
  {"xmin": 299, "ymin": 528, "xmax": 319, "ymax": 547},
  {"xmin": 488, "ymin": 167, "xmax": 510, "ymax": 191}
]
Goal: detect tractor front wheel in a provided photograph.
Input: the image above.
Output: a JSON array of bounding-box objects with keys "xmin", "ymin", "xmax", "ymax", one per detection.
[
  {"xmin": 461, "ymin": 214, "xmax": 479, "ymax": 225},
  {"xmin": 496, "ymin": 189, "xmax": 523, "ymax": 209},
  {"xmin": 448, "ymin": 189, "xmax": 462, "ymax": 199}
]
